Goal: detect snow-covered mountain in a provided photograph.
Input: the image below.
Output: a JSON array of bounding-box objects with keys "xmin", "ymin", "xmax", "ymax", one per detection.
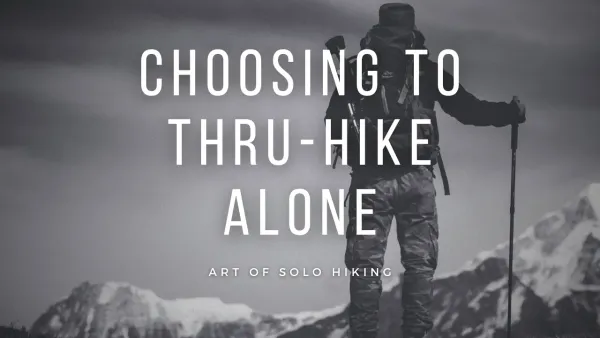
[
  {"xmin": 31, "ymin": 184, "xmax": 600, "ymax": 338},
  {"xmin": 29, "ymin": 280, "xmax": 346, "ymax": 338}
]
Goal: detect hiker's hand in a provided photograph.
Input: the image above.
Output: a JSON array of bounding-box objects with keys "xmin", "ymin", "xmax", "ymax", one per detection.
[{"xmin": 511, "ymin": 96, "xmax": 526, "ymax": 124}]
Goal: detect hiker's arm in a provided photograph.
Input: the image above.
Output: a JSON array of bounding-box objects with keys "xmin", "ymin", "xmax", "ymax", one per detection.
[{"xmin": 435, "ymin": 69, "xmax": 521, "ymax": 127}]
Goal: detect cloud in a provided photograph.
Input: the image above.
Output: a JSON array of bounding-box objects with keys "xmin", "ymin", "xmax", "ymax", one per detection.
[{"xmin": 2, "ymin": 0, "xmax": 599, "ymax": 112}]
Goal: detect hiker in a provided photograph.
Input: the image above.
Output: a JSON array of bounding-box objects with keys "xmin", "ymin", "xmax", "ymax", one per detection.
[{"xmin": 324, "ymin": 3, "xmax": 527, "ymax": 338}]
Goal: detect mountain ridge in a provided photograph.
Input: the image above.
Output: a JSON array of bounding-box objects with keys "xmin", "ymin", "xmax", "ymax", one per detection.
[{"xmin": 30, "ymin": 183, "xmax": 600, "ymax": 338}]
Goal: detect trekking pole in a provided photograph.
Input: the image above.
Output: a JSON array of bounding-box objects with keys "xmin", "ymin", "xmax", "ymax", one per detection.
[
  {"xmin": 325, "ymin": 36, "xmax": 361, "ymax": 169},
  {"xmin": 325, "ymin": 36, "xmax": 360, "ymax": 141},
  {"xmin": 507, "ymin": 97, "xmax": 519, "ymax": 338}
]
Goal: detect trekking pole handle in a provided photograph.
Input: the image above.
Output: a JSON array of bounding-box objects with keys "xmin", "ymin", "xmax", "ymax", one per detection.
[{"xmin": 511, "ymin": 96, "xmax": 520, "ymax": 151}]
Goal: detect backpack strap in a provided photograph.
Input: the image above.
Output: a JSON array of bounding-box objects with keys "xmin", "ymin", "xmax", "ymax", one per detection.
[
  {"xmin": 406, "ymin": 63, "xmax": 450, "ymax": 196},
  {"xmin": 430, "ymin": 113, "xmax": 451, "ymax": 195}
]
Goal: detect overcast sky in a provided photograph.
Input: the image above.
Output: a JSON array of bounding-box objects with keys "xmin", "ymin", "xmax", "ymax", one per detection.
[{"xmin": 1, "ymin": 0, "xmax": 599, "ymax": 327}]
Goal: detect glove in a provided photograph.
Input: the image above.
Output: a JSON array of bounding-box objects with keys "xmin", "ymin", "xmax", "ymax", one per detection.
[{"xmin": 511, "ymin": 96, "xmax": 526, "ymax": 124}]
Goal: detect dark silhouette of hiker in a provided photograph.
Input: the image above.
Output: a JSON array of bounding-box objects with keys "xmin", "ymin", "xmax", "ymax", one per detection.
[{"xmin": 324, "ymin": 3, "xmax": 526, "ymax": 338}]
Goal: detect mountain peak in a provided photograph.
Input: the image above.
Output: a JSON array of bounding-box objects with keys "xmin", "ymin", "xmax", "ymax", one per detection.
[
  {"xmin": 31, "ymin": 281, "xmax": 259, "ymax": 338},
  {"xmin": 435, "ymin": 183, "xmax": 600, "ymax": 305},
  {"xmin": 584, "ymin": 183, "xmax": 600, "ymax": 217},
  {"xmin": 31, "ymin": 281, "xmax": 335, "ymax": 338}
]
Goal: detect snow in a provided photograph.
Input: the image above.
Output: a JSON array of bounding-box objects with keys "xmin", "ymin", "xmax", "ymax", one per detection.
[
  {"xmin": 271, "ymin": 303, "xmax": 348, "ymax": 337},
  {"xmin": 587, "ymin": 183, "xmax": 600, "ymax": 218},
  {"xmin": 328, "ymin": 328, "xmax": 347, "ymax": 338},
  {"xmin": 274, "ymin": 303, "xmax": 347, "ymax": 324},
  {"xmin": 382, "ymin": 274, "xmax": 400, "ymax": 292},
  {"xmin": 509, "ymin": 284, "xmax": 527, "ymax": 324},
  {"xmin": 440, "ymin": 312, "xmax": 458, "ymax": 331},
  {"xmin": 521, "ymin": 220, "xmax": 598, "ymax": 304},
  {"xmin": 54, "ymin": 280, "xmax": 348, "ymax": 338},
  {"xmin": 37, "ymin": 281, "xmax": 260, "ymax": 337},
  {"xmin": 97, "ymin": 282, "xmax": 126, "ymax": 305},
  {"xmin": 437, "ymin": 183, "xmax": 600, "ymax": 287},
  {"xmin": 49, "ymin": 315, "xmax": 62, "ymax": 330},
  {"xmin": 512, "ymin": 182, "xmax": 600, "ymax": 304},
  {"xmin": 163, "ymin": 297, "xmax": 254, "ymax": 337},
  {"xmin": 84, "ymin": 309, "xmax": 94, "ymax": 338}
]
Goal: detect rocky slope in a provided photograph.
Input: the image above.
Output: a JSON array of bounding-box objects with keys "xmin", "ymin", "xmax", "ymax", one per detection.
[{"xmin": 31, "ymin": 184, "xmax": 600, "ymax": 338}]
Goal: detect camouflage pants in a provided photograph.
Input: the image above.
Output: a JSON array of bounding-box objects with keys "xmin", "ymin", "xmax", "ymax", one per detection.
[{"xmin": 345, "ymin": 166, "xmax": 438, "ymax": 338}]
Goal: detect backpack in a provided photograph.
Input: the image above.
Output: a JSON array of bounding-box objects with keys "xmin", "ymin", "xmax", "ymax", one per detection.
[{"xmin": 327, "ymin": 47, "xmax": 451, "ymax": 196}]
